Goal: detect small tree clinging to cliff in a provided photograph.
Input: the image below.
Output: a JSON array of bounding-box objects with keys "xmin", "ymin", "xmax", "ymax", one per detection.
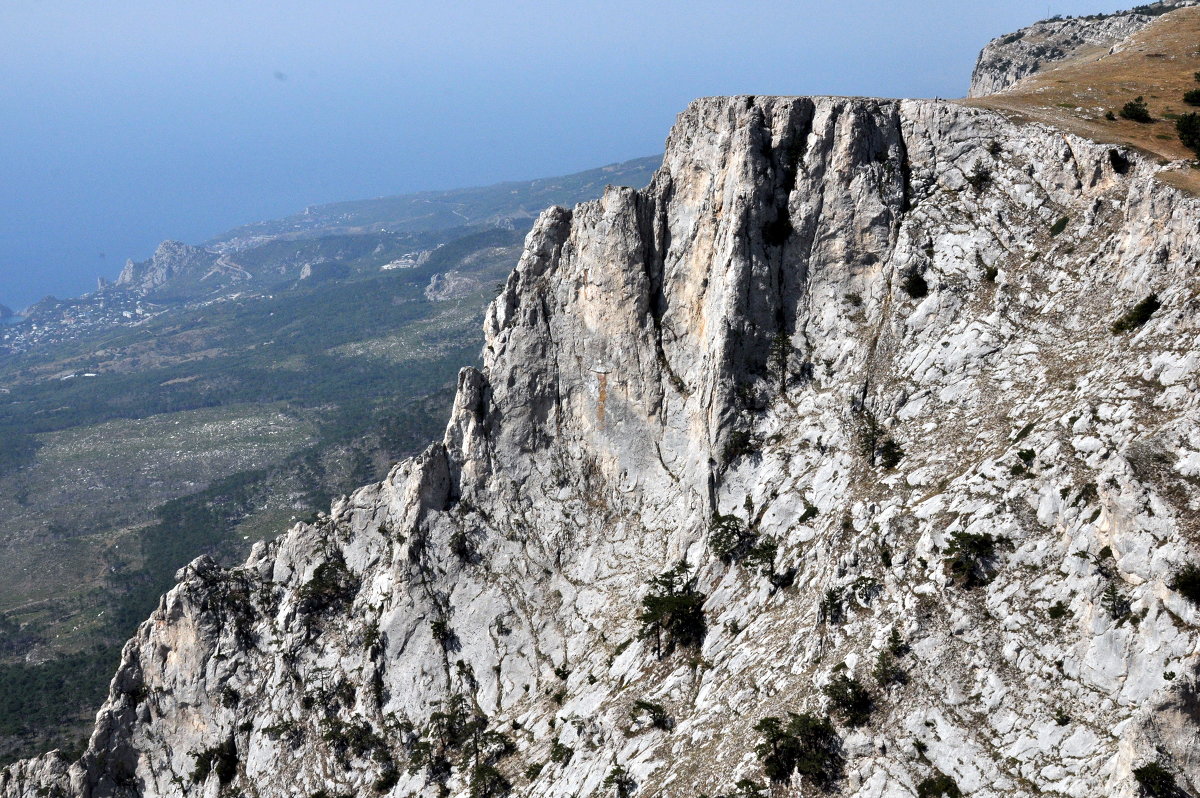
[
  {"xmin": 638, "ymin": 560, "xmax": 706, "ymax": 658},
  {"xmin": 753, "ymin": 712, "xmax": 843, "ymax": 789},
  {"xmin": 944, "ymin": 531, "xmax": 1006, "ymax": 588}
]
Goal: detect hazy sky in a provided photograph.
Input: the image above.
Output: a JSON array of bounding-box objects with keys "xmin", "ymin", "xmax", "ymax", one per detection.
[{"xmin": 0, "ymin": 0, "xmax": 1134, "ymax": 310}]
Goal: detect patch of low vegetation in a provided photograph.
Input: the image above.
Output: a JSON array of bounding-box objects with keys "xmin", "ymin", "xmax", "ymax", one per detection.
[
  {"xmin": 901, "ymin": 270, "xmax": 929, "ymax": 299},
  {"xmin": 1120, "ymin": 96, "xmax": 1154, "ymax": 123},
  {"xmin": 469, "ymin": 763, "xmax": 511, "ymax": 798},
  {"xmin": 710, "ymin": 514, "xmax": 755, "ymax": 563},
  {"xmin": 713, "ymin": 780, "xmax": 768, "ymax": 798},
  {"xmin": 1102, "ymin": 582, "xmax": 1133, "ymax": 623},
  {"xmin": 873, "ymin": 646, "xmax": 907, "ymax": 687},
  {"xmin": 407, "ymin": 692, "xmax": 514, "ymax": 792},
  {"xmin": 1010, "ymin": 447, "xmax": 1036, "ymax": 477},
  {"xmin": 1111, "ymin": 294, "xmax": 1161, "ymax": 334},
  {"xmin": 855, "ymin": 406, "xmax": 904, "ymax": 470},
  {"xmin": 1133, "ymin": 761, "xmax": 1185, "ymax": 798},
  {"xmin": 192, "ymin": 738, "xmax": 238, "ymax": 785},
  {"xmin": 877, "ymin": 437, "xmax": 905, "ymax": 469},
  {"xmin": 944, "ymin": 531, "xmax": 1006, "ymax": 588},
  {"xmin": 450, "ymin": 528, "xmax": 480, "ymax": 565},
  {"xmin": 753, "ymin": 713, "xmax": 843, "ymax": 790},
  {"xmin": 966, "ymin": 163, "xmax": 993, "ymax": 191},
  {"xmin": 819, "ymin": 587, "xmax": 845, "ymax": 625},
  {"xmin": 603, "ymin": 765, "xmax": 636, "ymax": 798},
  {"xmin": 630, "ymin": 699, "xmax": 671, "ymax": 731},
  {"xmin": 430, "ymin": 616, "xmax": 458, "ymax": 650},
  {"xmin": 1185, "ymin": 89, "xmax": 1200, "ymax": 106},
  {"xmin": 373, "ymin": 767, "xmax": 400, "ymax": 793},
  {"xmin": 917, "ymin": 772, "xmax": 963, "ymax": 798},
  {"xmin": 722, "ymin": 428, "xmax": 759, "ymax": 463},
  {"xmin": 550, "ymin": 740, "xmax": 574, "ymax": 765},
  {"xmin": 1050, "ymin": 216, "xmax": 1070, "ymax": 236},
  {"xmin": 1177, "ymin": 112, "xmax": 1200, "ymax": 154},
  {"xmin": 822, "ymin": 674, "xmax": 874, "ymax": 727},
  {"xmin": 321, "ymin": 716, "xmax": 387, "ymax": 763},
  {"xmin": 1169, "ymin": 563, "xmax": 1200, "ymax": 607},
  {"xmin": 297, "ymin": 554, "xmax": 360, "ymax": 617}
]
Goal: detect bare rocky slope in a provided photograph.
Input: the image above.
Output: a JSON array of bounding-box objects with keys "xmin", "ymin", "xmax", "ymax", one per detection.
[
  {"xmin": 7, "ymin": 28, "xmax": 1200, "ymax": 798},
  {"xmin": 968, "ymin": 1, "xmax": 1197, "ymax": 97},
  {"xmin": 115, "ymin": 241, "xmax": 223, "ymax": 294}
]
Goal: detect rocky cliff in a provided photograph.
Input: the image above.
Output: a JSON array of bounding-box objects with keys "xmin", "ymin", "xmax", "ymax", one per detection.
[
  {"xmin": 968, "ymin": 1, "xmax": 1196, "ymax": 97},
  {"xmin": 7, "ymin": 56, "xmax": 1200, "ymax": 798},
  {"xmin": 114, "ymin": 241, "xmax": 223, "ymax": 295}
]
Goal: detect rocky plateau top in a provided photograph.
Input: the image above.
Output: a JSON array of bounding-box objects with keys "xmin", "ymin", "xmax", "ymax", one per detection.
[{"xmin": 968, "ymin": 0, "xmax": 1197, "ymax": 97}]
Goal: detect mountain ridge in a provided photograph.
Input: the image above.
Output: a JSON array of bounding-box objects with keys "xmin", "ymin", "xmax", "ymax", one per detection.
[
  {"xmin": 967, "ymin": 1, "xmax": 1198, "ymax": 98},
  {"xmin": 205, "ymin": 156, "xmax": 662, "ymax": 252}
]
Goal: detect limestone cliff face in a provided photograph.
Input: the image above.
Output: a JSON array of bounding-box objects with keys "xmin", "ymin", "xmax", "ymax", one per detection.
[
  {"xmin": 7, "ymin": 93, "xmax": 1200, "ymax": 798},
  {"xmin": 967, "ymin": 1, "xmax": 1196, "ymax": 97}
]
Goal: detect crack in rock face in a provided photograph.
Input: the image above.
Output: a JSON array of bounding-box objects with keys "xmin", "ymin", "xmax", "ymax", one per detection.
[{"xmin": 6, "ymin": 51, "xmax": 1200, "ymax": 798}]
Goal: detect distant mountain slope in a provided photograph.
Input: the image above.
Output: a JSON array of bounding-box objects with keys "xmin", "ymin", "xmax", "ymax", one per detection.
[{"xmin": 208, "ymin": 155, "xmax": 661, "ymax": 250}]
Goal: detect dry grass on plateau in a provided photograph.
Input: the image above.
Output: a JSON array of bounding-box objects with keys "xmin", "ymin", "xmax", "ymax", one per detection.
[{"xmin": 963, "ymin": 6, "xmax": 1200, "ymax": 194}]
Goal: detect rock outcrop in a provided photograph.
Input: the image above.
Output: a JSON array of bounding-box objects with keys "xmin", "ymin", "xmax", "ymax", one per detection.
[
  {"xmin": 115, "ymin": 241, "xmax": 220, "ymax": 294},
  {"xmin": 967, "ymin": 1, "xmax": 1196, "ymax": 97},
  {"xmin": 8, "ymin": 52, "xmax": 1200, "ymax": 798},
  {"xmin": 424, "ymin": 270, "xmax": 481, "ymax": 301}
]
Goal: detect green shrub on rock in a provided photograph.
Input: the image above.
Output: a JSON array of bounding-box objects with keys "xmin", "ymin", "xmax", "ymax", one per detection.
[
  {"xmin": 917, "ymin": 773, "xmax": 962, "ymax": 798},
  {"xmin": 297, "ymin": 554, "xmax": 359, "ymax": 616},
  {"xmin": 469, "ymin": 763, "xmax": 511, "ymax": 798},
  {"xmin": 603, "ymin": 765, "xmax": 636, "ymax": 798},
  {"xmin": 822, "ymin": 674, "xmax": 874, "ymax": 727},
  {"xmin": 944, "ymin": 531, "xmax": 1006, "ymax": 588},
  {"xmin": 710, "ymin": 514, "xmax": 754, "ymax": 563},
  {"xmin": 1111, "ymin": 294, "xmax": 1161, "ymax": 334},
  {"xmin": 1170, "ymin": 563, "xmax": 1200, "ymax": 607},
  {"xmin": 1133, "ymin": 761, "xmax": 1184, "ymax": 798},
  {"xmin": 630, "ymin": 699, "xmax": 672, "ymax": 731},
  {"xmin": 753, "ymin": 712, "xmax": 843, "ymax": 790},
  {"xmin": 192, "ymin": 738, "xmax": 238, "ymax": 785}
]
